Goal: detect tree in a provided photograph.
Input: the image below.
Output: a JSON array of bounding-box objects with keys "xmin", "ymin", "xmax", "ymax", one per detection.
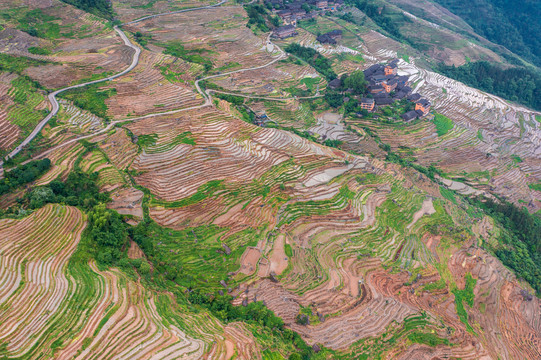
[{"xmin": 343, "ymin": 70, "xmax": 367, "ymax": 94}]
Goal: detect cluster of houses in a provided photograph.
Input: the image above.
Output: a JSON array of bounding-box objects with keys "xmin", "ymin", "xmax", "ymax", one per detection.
[
  {"xmin": 363, "ymin": 59, "xmax": 431, "ymax": 121},
  {"xmin": 326, "ymin": 59, "xmax": 432, "ymax": 120},
  {"xmin": 270, "ymin": 0, "xmax": 344, "ymax": 39}
]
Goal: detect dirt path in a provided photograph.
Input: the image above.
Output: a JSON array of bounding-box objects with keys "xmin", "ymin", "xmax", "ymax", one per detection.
[
  {"xmin": 406, "ymin": 197, "xmax": 435, "ymax": 230},
  {"xmin": 0, "ymin": 0, "xmax": 227, "ymax": 167}
]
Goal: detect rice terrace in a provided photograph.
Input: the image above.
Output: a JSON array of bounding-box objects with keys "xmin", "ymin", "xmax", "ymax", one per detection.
[{"xmin": 0, "ymin": 0, "xmax": 540, "ymax": 359}]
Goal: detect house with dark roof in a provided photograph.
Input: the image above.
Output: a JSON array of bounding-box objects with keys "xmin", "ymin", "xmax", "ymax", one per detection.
[
  {"xmin": 397, "ymin": 75, "xmax": 410, "ymax": 87},
  {"xmin": 415, "ymin": 99, "xmax": 431, "ymax": 115},
  {"xmin": 382, "ymin": 78, "xmax": 398, "ymax": 93},
  {"xmin": 369, "ymin": 84, "xmax": 385, "ymax": 94},
  {"xmin": 407, "ymin": 93, "xmax": 421, "ymax": 102},
  {"xmin": 315, "ymin": 0, "xmax": 327, "ymax": 9},
  {"xmin": 317, "ymin": 29, "xmax": 342, "ymax": 44},
  {"xmin": 272, "ymin": 25, "xmax": 297, "ymax": 39},
  {"xmin": 374, "ymin": 96, "xmax": 394, "ymax": 106},
  {"xmin": 384, "ymin": 62, "xmax": 398, "ymax": 76},
  {"xmin": 393, "ymin": 86, "xmax": 412, "ymax": 100},
  {"xmin": 401, "ymin": 110, "xmax": 419, "ymax": 122},
  {"xmin": 363, "ymin": 64, "xmax": 384, "ymax": 78},
  {"xmin": 360, "ymin": 97, "xmax": 375, "ymax": 111},
  {"xmin": 328, "ymin": 78, "xmax": 342, "ymax": 90},
  {"xmin": 277, "ymin": 9, "xmax": 292, "ymax": 19}
]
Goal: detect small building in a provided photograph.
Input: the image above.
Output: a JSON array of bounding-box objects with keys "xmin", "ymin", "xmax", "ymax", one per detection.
[
  {"xmin": 384, "ymin": 63, "xmax": 398, "ymax": 76},
  {"xmin": 415, "ymin": 99, "xmax": 431, "ymax": 115},
  {"xmin": 291, "ymin": 9, "xmax": 307, "ymax": 18},
  {"xmin": 315, "ymin": 0, "xmax": 328, "ymax": 9},
  {"xmin": 397, "ymin": 75, "xmax": 410, "ymax": 87},
  {"xmin": 407, "ymin": 93, "xmax": 421, "ymax": 102},
  {"xmin": 393, "ymin": 86, "xmax": 411, "ymax": 100},
  {"xmin": 374, "ymin": 96, "xmax": 394, "ymax": 106},
  {"xmin": 415, "ymin": 109, "xmax": 425, "ymax": 118},
  {"xmin": 277, "ymin": 9, "xmax": 292, "ymax": 20},
  {"xmin": 369, "ymin": 75, "xmax": 387, "ymax": 85},
  {"xmin": 369, "ymin": 84, "xmax": 385, "ymax": 94},
  {"xmin": 272, "ymin": 25, "xmax": 297, "ymax": 39},
  {"xmin": 401, "ymin": 110, "xmax": 419, "ymax": 122},
  {"xmin": 364, "ymin": 64, "xmax": 384, "ymax": 78},
  {"xmin": 316, "ymin": 29, "xmax": 342, "ymax": 44},
  {"xmin": 360, "ymin": 97, "xmax": 375, "ymax": 111},
  {"xmin": 382, "ymin": 78, "xmax": 398, "ymax": 93},
  {"xmin": 328, "ymin": 78, "xmax": 342, "ymax": 90}
]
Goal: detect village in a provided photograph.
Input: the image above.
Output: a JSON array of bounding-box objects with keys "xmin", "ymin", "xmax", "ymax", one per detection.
[
  {"xmin": 268, "ymin": 0, "xmax": 344, "ymax": 39},
  {"xmin": 360, "ymin": 59, "xmax": 432, "ymax": 121},
  {"xmin": 262, "ymin": 1, "xmax": 432, "ymax": 123}
]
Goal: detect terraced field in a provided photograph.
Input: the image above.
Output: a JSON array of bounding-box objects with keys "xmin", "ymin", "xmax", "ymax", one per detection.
[
  {"xmin": 0, "ymin": 204, "xmax": 267, "ymax": 359},
  {"xmin": 0, "ymin": 0, "xmax": 539, "ymax": 359}
]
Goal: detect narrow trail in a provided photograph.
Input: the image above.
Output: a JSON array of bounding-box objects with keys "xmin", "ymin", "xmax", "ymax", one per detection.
[
  {"xmin": 0, "ymin": 0, "xmax": 227, "ymax": 167},
  {"xmin": 3, "ymin": 4, "xmax": 323, "ymax": 168}
]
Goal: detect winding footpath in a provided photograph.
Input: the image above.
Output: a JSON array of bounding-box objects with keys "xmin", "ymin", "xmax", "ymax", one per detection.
[
  {"xmin": 1, "ymin": 0, "xmax": 226, "ymax": 167},
  {"xmin": 2, "ymin": 0, "xmax": 317, "ymax": 168}
]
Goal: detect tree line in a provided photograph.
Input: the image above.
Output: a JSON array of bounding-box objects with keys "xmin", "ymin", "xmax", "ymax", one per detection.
[
  {"xmin": 469, "ymin": 197, "xmax": 541, "ymax": 295},
  {"xmin": 284, "ymin": 43, "xmax": 337, "ymax": 80},
  {"xmin": 436, "ymin": 61, "xmax": 541, "ymax": 111},
  {"xmin": 433, "ymin": 0, "xmax": 541, "ymax": 67}
]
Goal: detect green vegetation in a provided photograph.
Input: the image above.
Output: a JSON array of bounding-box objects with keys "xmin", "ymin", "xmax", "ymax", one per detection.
[
  {"xmin": 477, "ymin": 129, "xmax": 483, "ymax": 141},
  {"xmin": 422, "ymin": 278, "xmax": 447, "ymax": 293},
  {"xmin": 163, "ymin": 42, "xmax": 213, "ymax": 72},
  {"xmin": 346, "ymin": 0, "xmax": 409, "ymax": 41},
  {"xmin": 28, "ymin": 169, "xmax": 109, "ymax": 209},
  {"xmin": 349, "ymin": 313, "xmax": 450, "ymax": 358},
  {"xmin": 437, "ymin": 61, "xmax": 541, "ymax": 111},
  {"xmin": 60, "ymin": 83, "xmax": 116, "ymax": 120},
  {"xmin": 439, "ymin": 186, "xmax": 457, "ymax": 204},
  {"xmin": 60, "ymin": 0, "xmax": 114, "ymax": 20},
  {"xmin": 151, "ymin": 180, "xmax": 225, "ymax": 208},
  {"xmin": 511, "ymin": 154, "xmax": 523, "ymax": 164},
  {"xmin": 28, "ymin": 46, "xmax": 52, "ymax": 55},
  {"xmin": 284, "ymin": 43, "xmax": 337, "ymax": 80},
  {"xmin": 324, "ymin": 90, "xmax": 343, "ymax": 108},
  {"xmin": 528, "ymin": 182, "xmax": 541, "ymax": 192},
  {"xmin": 88, "ymin": 203, "xmax": 128, "ymax": 264},
  {"xmin": 469, "ymin": 197, "xmax": 541, "ymax": 294},
  {"xmin": 16, "ymin": 9, "xmax": 62, "ymax": 39},
  {"xmin": 133, "ymin": 31, "xmax": 152, "ymax": 48},
  {"xmin": 213, "ymin": 92, "xmax": 245, "ymax": 106},
  {"xmin": 343, "ymin": 70, "xmax": 367, "ymax": 94},
  {"xmin": 244, "ymin": 4, "xmax": 278, "ymax": 33},
  {"xmin": 432, "ymin": 0, "xmax": 541, "ymax": 67},
  {"xmin": 452, "ymin": 273, "xmax": 476, "ymax": 333},
  {"xmin": 432, "ymin": 113, "xmax": 454, "ymax": 136},
  {"xmin": 407, "ymin": 331, "xmax": 450, "ymax": 346},
  {"xmin": 0, "ymin": 159, "xmax": 51, "ymax": 196},
  {"xmin": 0, "ymin": 53, "xmax": 49, "ymax": 74}
]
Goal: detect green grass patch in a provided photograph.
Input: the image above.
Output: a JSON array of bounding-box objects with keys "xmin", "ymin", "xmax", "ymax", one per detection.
[
  {"xmin": 163, "ymin": 42, "xmax": 214, "ymax": 72},
  {"xmin": 28, "ymin": 46, "xmax": 51, "ymax": 55},
  {"xmin": 477, "ymin": 129, "xmax": 483, "ymax": 141},
  {"xmin": 284, "ymin": 243, "xmax": 293, "ymax": 257},
  {"xmin": 151, "ymin": 180, "xmax": 225, "ymax": 208},
  {"xmin": 60, "ymin": 83, "xmax": 116, "ymax": 120},
  {"xmin": 432, "ymin": 113, "xmax": 454, "ymax": 136},
  {"xmin": 407, "ymin": 331, "xmax": 450, "ymax": 347},
  {"xmin": 452, "ymin": 273, "xmax": 477, "ymax": 334},
  {"xmin": 439, "ymin": 186, "xmax": 457, "ymax": 204},
  {"xmin": 528, "ymin": 182, "xmax": 541, "ymax": 192},
  {"xmin": 511, "ymin": 154, "xmax": 523, "ymax": 163},
  {"xmin": 0, "ymin": 53, "xmax": 49, "ymax": 74}
]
